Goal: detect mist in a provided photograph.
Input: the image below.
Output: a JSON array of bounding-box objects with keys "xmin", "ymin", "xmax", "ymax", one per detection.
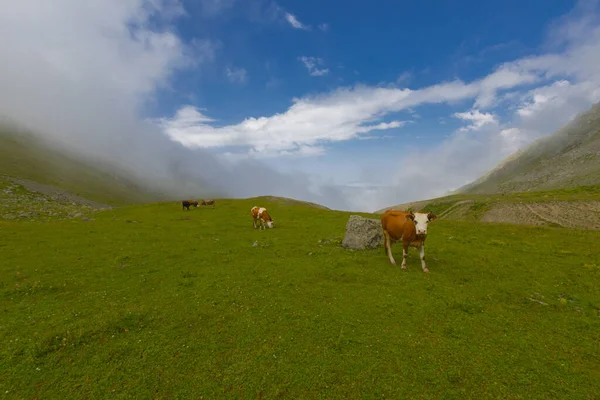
[
  {"xmin": 0, "ymin": 0, "xmax": 357, "ymax": 211},
  {"xmin": 2, "ymin": 1, "xmax": 599, "ymax": 214}
]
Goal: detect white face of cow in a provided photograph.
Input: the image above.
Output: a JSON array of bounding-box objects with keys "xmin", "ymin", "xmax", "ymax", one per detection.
[
  {"xmin": 266, "ymin": 221, "xmax": 274, "ymax": 228},
  {"xmin": 413, "ymin": 212, "xmax": 432, "ymax": 236}
]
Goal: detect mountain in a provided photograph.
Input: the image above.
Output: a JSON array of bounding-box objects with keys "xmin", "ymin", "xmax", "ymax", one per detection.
[
  {"xmin": 0, "ymin": 125, "xmax": 175, "ymax": 206},
  {"xmin": 455, "ymin": 101, "xmax": 600, "ymax": 195},
  {"xmin": 375, "ymin": 102, "xmax": 600, "ymax": 230}
]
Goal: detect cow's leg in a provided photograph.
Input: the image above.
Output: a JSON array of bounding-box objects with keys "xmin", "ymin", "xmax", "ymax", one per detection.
[
  {"xmin": 383, "ymin": 230, "xmax": 396, "ymax": 265},
  {"xmin": 401, "ymin": 242, "xmax": 409, "ymax": 270},
  {"xmin": 419, "ymin": 244, "xmax": 429, "ymax": 273},
  {"xmin": 253, "ymin": 217, "xmax": 257, "ymax": 229}
]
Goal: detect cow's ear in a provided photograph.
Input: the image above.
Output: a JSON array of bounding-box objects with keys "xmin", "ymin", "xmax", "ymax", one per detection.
[
  {"xmin": 428, "ymin": 212, "xmax": 437, "ymax": 221},
  {"xmin": 406, "ymin": 213, "xmax": 415, "ymax": 221}
]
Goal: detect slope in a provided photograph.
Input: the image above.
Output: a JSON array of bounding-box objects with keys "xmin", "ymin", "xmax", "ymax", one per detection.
[
  {"xmin": 0, "ymin": 126, "xmax": 177, "ymax": 206},
  {"xmin": 375, "ymin": 184, "xmax": 600, "ymax": 230},
  {"xmin": 456, "ymin": 101, "xmax": 600, "ymax": 194}
]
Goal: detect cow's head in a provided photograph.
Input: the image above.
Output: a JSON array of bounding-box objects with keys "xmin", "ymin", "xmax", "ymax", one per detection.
[
  {"xmin": 413, "ymin": 212, "xmax": 437, "ymax": 236},
  {"xmin": 266, "ymin": 219, "xmax": 274, "ymax": 228}
]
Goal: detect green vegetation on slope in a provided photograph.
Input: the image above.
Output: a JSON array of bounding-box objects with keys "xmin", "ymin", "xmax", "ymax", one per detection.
[
  {"xmin": 0, "ymin": 176, "xmax": 107, "ymax": 221},
  {"xmin": 0, "ymin": 127, "xmax": 168, "ymax": 206},
  {"xmin": 1, "ymin": 198, "xmax": 599, "ymax": 399}
]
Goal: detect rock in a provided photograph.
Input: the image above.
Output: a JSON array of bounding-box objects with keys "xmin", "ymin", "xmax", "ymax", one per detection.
[{"xmin": 342, "ymin": 215, "xmax": 384, "ymax": 250}]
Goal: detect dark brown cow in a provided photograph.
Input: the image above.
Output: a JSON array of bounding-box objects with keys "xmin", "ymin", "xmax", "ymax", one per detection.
[
  {"xmin": 201, "ymin": 199, "xmax": 215, "ymax": 208},
  {"xmin": 182, "ymin": 200, "xmax": 199, "ymax": 210},
  {"xmin": 381, "ymin": 209, "xmax": 437, "ymax": 272}
]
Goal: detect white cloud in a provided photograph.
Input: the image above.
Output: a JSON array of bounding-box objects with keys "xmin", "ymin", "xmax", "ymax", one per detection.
[
  {"xmin": 318, "ymin": 23, "xmax": 329, "ymax": 32},
  {"xmin": 226, "ymin": 66, "xmax": 247, "ymax": 83},
  {"xmin": 160, "ymin": 0, "xmax": 600, "ymax": 212},
  {"xmin": 158, "ymin": 98, "xmax": 412, "ymax": 156},
  {"xmin": 4, "ymin": 0, "xmax": 600, "ymax": 213},
  {"xmin": 0, "ymin": 0, "xmax": 360, "ymax": 212},
  {"xmin": 499, "ymin": 128, "xmax": 523, "ymax": 153},
  {"xmin": 284, "ymin": 12, "xmax": 309, "ymax": 30},
  {"xmin": 454, "ymin": 109, "xmax": 498, "ymax": 131},
  {"xmin": 474, "ymin": 63, "xmax": 541, "ymax": 108},
  {"xmin": 298, "ymin": 56, "xmax": 329, "ymax": 76},
  {"xmin": 159, "ymin": 80, "xmax": 481, "ymax": 157}
]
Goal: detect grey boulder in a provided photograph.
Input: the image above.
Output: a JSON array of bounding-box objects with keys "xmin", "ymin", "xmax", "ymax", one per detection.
[{"xmin": 342, "ymin": 215, "xmax": 384, "ymax": 250}]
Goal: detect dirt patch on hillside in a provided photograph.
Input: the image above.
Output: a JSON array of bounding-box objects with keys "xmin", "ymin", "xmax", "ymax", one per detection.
[
  {"xmin": 527, "ymin": 201, "xmax": 600, "ymax": 230},
  {"xmin": 4, "ymin": 176, "xmax": 112, "ymax": 209},
  {"xmin": 481, "ymin": 203, "xmax": 548, "ymax": 227},
  {"xmin": 481, "ymin": 201, "xmax": 600, "ymax": 230}
]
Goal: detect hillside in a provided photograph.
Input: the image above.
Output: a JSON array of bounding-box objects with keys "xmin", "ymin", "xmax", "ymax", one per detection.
[
  {"xmin": 456, "ymin": 101, "xmax": 600, "ymax": 195},
  {"xmin": 0, "ymin": 126, "xmax": 174, "ymax": 206},
  {"xmin": 375, "ymin": 184, "xmax": 600, "ymax": 230},
  {"xmin": 378, "ymin": 102, "xmax": 600, "ymax": 229}
]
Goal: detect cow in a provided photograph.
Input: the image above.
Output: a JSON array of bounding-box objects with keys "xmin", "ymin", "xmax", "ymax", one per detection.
[
  {"xmin": 201, "ymin": 199, "xmax": 216, "ymax": 208},
  {"xmin": 251, "ymin": 206, "xmax": 274, "ymax": 230},
  {"xmin": 381, "ymin": 209, "xmax": 437, "ymax": 273},
  {"xmin": 182, "ymin": 200, "xmax": 199, "ymax": 211}
]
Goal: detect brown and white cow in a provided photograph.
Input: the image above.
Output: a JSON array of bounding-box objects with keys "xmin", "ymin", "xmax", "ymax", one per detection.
[
  {"xmin": 251, "ymin": 206, "xmax": 274, "ymax": 229},
  {"xmin": 201, "ymin": 199, "xmax": 215, "ymax": 208},
  {"xmin": 381, "ymin": 209, "xmax": 437, "ymax": 272},
  {"xmin": 182, "ymin": 200, "xmax": 199, "ymax": 210}
]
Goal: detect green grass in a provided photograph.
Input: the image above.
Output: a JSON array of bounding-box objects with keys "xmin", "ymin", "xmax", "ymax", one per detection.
[{"xmin": 1, "ymin": 198, "xmax": 600, "ymax": 399}]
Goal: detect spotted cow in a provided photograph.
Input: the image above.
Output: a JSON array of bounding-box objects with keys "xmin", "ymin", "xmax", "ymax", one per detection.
[
  {"xmin": 381, "ymin": 209, "xmax": 437, "ymax": 272},
  {"xmin": 251, "ymin": 206, "xmax": 274, "ymax": 229},
  {"xmin": 201, "ymin": 199, "xmax": 216, "ymax": 208}
]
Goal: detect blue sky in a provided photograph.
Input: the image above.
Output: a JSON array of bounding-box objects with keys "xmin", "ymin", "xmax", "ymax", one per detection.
[
  {"xmin": 158, "ymin": 0, "xmax": 572, "ymax": 118},
  {"xmin": 2, "ymin": 0, "xmax": 600, "ymax": 211}
]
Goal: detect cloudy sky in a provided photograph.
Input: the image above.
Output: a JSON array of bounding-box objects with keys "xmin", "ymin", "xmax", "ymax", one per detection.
[{"xmin": 1, "ymin": 0, "xmax": 600, "ymax": 211}]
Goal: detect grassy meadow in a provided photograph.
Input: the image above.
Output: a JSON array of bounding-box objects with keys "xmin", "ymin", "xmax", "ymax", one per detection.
[{"xmin": 1, "ymin": 197, "xmax": 600, "ymax": 399}]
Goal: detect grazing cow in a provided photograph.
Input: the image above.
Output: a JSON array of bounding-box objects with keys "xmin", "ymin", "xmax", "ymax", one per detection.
[
  {"xmin": 201, "ymin": 199, "xmax": 215, "ymax": 208},
  {"xmin": 381, "ymin": 209, "xmax": 437, "ymax": 272},
  {"xmin": 182, "ymin": 200, "xmax": 199, "ymax": 210},
  {"xmin": 251, "ymin": 206, "xmax": 274, "ymax": 229}
]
